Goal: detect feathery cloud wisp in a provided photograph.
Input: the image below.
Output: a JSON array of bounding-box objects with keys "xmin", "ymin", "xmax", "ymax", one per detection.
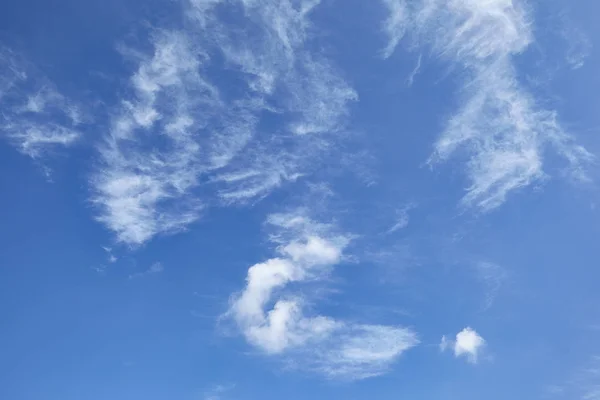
[
  {"xmin": 381, "ymin": 0, "xmax": 593, "ymax": 211},
  {"xmin": 0, "ymin": 46, "xmax": 84, "ymax": 159},
  {"xmin": 91, "ymin": 0, "xmax": 357, "ymax": 245}
]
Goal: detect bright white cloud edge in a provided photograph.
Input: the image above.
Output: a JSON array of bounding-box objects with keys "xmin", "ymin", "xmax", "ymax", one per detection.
[
  {"xmin": 227, "ymin": 211, "xmax": 419, "ymax": 380},
  {"xmin": 441, "ymin": 327, "xmax": 486, "ymax": 364}
]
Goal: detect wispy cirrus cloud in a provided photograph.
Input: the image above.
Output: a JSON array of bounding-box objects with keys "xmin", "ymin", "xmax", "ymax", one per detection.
[
  {"xmin": 381, "ymin": 0, "xmax": 593, "ymax": 211},
  {"xmin": 91, "ymin": 30, "xmax": 215, "ymax": 245},
  {"xmin": 0, "ymin": 46, "xmax": 84, "ymax": 159},
  {"xmin": 386, "ymin": 202, "xmax": 416, "ymax": 234},
  {"xmin": 380, "ymin": 0, "xmax": 410, "ymax": 59},
  {"xmin": 91, "ymin": 0, "xmax": 357, "ymax": 245},
  {"xmin": 227, "ymin": 211, "xmax": 418, "ymax": 380},
  {"xmin": 475, "ymin": 261, "xmax": 507, "ymax": 311}
]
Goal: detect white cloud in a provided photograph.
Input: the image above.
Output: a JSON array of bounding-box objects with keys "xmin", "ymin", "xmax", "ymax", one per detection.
[
  {"xmin": 227, "ymin": 212, "xmax": 418, "ymax": 379},
  {"xmin": 0, "ymin": 45, "xmax": 27, "ymax": 101},
  {"xmin": 92, "ymin": 0, "xmax": 357, "ymax": 245},
  {"xmin": 230, "ymin": 214, "xmax": 349, "ymax": 353},
  {"xmin": 382, "ymin": 0, "xmax": 592, "ymax": 210},
  {"xmin": 387, "ymin": 203, "xmax": 416, "ymax": 234},
  {"xmin": 313, "ymin": 324, "xmax": 419, "ymax": 380},
  {"xmin": 4, "ymin": 123, "xmax": 80, "ymax": 158},
  {"xmin": 441, "ymin": 327, "xmax": 486, "ymax": 363},
  {"xmin": 0, "ymin": 46, "xmax": 84, "ymax": 159},
  {"xmin": 381, "ymin": 0, "xmax": 409, "ymax": 59}
]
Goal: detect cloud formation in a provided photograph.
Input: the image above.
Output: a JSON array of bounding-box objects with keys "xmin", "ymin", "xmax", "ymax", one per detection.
[
  {"xmin": 0, "ymin": 46, "xmax": 84, "ymax": 159},
  {"xmin": 129, "ymin": 262, "xmax": 164, "ymax": 279},
  {"xmin": 382, "ymin": 0, "xmax": 593, "ymax": 210},
  {"xmin": 91, "ymin": 0, "xmax": 357, "ymax": 245},
  {"xmin": 441, "ymin": 327, "xmax": 486, "ymax": 363},
  {"xmin": 475, "ymin": 261, "xmax": 507, "ymax": 311},
  {"xmin": 228, "ymin": 211, "xmax": 418, "ymax": 379}
]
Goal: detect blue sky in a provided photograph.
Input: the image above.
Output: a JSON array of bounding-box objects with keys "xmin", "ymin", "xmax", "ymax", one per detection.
[{"xmin": 1, "ymin": 0, "xmax": 600, "ymax": 399}]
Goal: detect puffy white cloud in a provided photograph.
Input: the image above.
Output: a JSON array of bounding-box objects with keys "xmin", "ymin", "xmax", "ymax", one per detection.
[
  {"xmin": 441, "ymin": 327, "xmax": 486, "ymax": 363},
  {"xmin": 227, "ymin": 212, "xmax": 418, "ymax": 379},
  {"xmin": 230, "ymin": 214, "xmax": 350, "ymax": 353}
]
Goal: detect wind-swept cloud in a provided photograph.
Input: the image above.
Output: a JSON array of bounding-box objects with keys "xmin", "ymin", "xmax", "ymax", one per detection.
[
  {"xmin": 91, "ymin": 0, "xmax": 357, "ymax": 245},
  {"xmin": 475, "ymin": 261, "xmax": 507, "ymax": 311},
  {"xmin": 381, "ymin": 0, "xmax": 409, "ymax": 59},
  {"xmin": 441, "ymin": 327, "xmax": 486, "ymax": 363},
  {"xmin": 91, "ymin": 31, "xmax": 214, "ymax": 245},
  {"xmin": 0, "ymin": 46, "xmax": 84, "ymax": 159},
  {"xmin": 381, "ymin": 0, "xmax": 593, "ymax": 211},
  {"xmin": 312, "ymin": 324, "xmax": 419, "ymax": 380},
  {"xmin": 227, "ymin": 211, "xmax": 418, "ymax": 379},
  {"xmin": 387, "ymin": 203, "xmax": 416, "ymax": 234}
]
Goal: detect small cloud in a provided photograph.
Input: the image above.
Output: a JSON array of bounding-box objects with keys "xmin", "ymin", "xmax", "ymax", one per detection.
[
  {"xmin": 91, "ymin": 264, "xmax": 107, "ymax": 275},
  {"xmin": 92, "ymin": 1, "xmax": 357, "ymax": 245},
  {"xmin": 387, "ymin": 203, "xmax": 416, "ymax": 234},
  {"xmin": 441, "ymin": 327, "xmax": 486, "ymax": 364},
  {"xmin": 203, "ymin": 384, "xmax": 235, "ymax": 400},
  {"xmin": 129, "ymin": 262, "xmax": 164, "ymax": 279},
  {"xmin": 406, "ymin": 54, "xmax": 422, "ymax": 87},
  {"xmin": 475, "ymin": 261, "xmax": 507, "ymax": 311},
  {"xmin": 102, "ymin": 246, "xmax": 118, "ymax": 264}
]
